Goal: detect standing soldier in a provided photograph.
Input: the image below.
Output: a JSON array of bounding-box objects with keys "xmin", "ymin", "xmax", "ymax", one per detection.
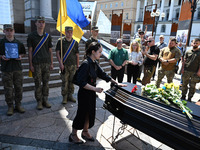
[
  {"xmin": 56, "ymin": 26, "xmax": 79, "ymax": 104},
  {"xmin": 27, "ymin": 16, "xmax": 53, "ymax": 110},
  {"xmin": 156, "ymin": 38, "xmax": 181, "ymax": 88},
  {"xmin": 85, "ymin": 26, "xmax": 99, "ymax": 50},
  {"xmin": 181, "ymin": 38, "xmax": 200, "ymax": 102},
  {"xmin": 0, "ymin": 24, "xmax": 26, "ymax": 115}
]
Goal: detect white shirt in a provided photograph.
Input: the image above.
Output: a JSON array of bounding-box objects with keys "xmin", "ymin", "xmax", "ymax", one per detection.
[{"xmin": 129, "ymin": 51, "xmax": 143, "ymax": 66}]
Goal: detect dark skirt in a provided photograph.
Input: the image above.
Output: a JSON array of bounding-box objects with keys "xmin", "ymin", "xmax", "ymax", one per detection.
[{"xmin": 72, "ymin": 88, "xmax": 96, "ymax": 130}]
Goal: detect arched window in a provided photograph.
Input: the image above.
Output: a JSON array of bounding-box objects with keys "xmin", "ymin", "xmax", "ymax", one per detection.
[
  {"xmin": 161, "ymin": 25, "xmax": 166, "ymax": 33},
  {"xmin": 136, "ymin": 25, "xmax": 141, "ymax": 32}
]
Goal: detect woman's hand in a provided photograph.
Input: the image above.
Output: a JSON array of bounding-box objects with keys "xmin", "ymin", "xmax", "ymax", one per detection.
[
  {"xmin": 117, "ymin": 83, "xmax": 127, "ymax": 87},
  {"xmin": 95, "ymin": 87, "xmax": 103, "ymax": 93}
]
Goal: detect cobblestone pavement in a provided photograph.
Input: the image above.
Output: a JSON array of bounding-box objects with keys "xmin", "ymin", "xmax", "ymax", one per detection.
[{"xmin": 0, "ymin": 74, "xmax": 199, "ymax": 150}]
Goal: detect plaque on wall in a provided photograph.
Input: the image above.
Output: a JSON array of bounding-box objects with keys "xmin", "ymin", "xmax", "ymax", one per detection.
[{"xmin": 5, "ymin": 43, "xmax": 19, "ymax": 59}]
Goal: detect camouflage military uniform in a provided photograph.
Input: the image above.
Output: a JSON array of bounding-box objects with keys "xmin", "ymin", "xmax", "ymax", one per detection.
[
  {"xmin": 156, "ymin": 46, "xmax": 181, "ymax": 87},
  {"xmin": 0, "ymin": 37, "xmax": 26, "ymax": 107},
  {"xmin": 182, "ymin": 48, "xmax": 200, "ymax": 101},
  {"xmin": 85, "ymin": 37, "xmax": 98, "ymax": 50},
  {"xmin": 27, "ymin": 31, "xmax": 52, "ymax": 102},
  {"xmin": 56, "ymin": 38, "xmax": 79, "ymax": 102}
]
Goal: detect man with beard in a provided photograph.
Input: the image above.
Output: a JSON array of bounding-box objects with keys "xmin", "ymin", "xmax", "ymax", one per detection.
[
  {"xmin": 156, "ymin": 38, "xmax": 181, "ymax": 88},
  {"xmin": 181, "ymin": 38, "xmax": 200, "ymax": 102}
]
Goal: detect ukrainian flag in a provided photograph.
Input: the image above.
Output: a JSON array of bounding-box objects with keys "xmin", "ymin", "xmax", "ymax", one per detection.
[{"xmin": 57, "ymin": 0, "xmax": 90, "ymax": 43}]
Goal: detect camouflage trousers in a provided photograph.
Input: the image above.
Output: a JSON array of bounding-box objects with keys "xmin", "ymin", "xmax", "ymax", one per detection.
[
  {"xmin": 33, "ymin": 63, "xmax": 50, "ymax": 101},
  {"xmin": 60, "ymin": 65, "xmax": 76, "ymax": 97},
  {"xmin": 156, "ymin": 68, "xmax": 175, "ymax": 88},
  {"xmin": 182, "ymin": 70, "xmax": 200, "ymax": 99},
  {"xmin": 2, "ymin": 71, "xmax": 23, "ymax": 106},
  {"xmin": 142, "ymin": 66, "xmax": 156, "ymax": 86}
]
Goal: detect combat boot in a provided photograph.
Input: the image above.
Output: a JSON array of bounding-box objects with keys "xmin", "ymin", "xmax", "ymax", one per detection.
[
  {"xmin": 42, "ymin": 97, "xmax": 51, "ymax": 108},
  {"xmin": 62, "ymin": 95, "xmax": 67, "ymax": 104},
  {"xmin": 15, "ymin": 105, "xmax": 25, "ymax": 113},
  {"xmin": 37, "ymin": 101, "xmax": 43, "ymax": 110},
  {"xmin": 68, "ymin": 94, "xmax": 76, "ymax": 103},
  {"xmin": 7, "ymin": 106, "xmax": 14, "ymax": 116}
]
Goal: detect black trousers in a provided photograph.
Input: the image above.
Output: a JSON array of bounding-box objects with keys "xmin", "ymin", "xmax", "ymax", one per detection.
[
  {"xmin": 127, "ymin": 64, "xmax": 139, "ymax": 84},
  {"xmin": 111, "ymin": 66, "xmax": 125, "ymax": 83}
]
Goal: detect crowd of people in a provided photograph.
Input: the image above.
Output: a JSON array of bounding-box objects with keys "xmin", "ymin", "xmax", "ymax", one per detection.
[
  {"xmin": 109, "ymin": 27, "xmax": 200, "ymax": 105},
  {"xmin": 0, "ymin": 16, "xmax": 200, "ymax": 144}
]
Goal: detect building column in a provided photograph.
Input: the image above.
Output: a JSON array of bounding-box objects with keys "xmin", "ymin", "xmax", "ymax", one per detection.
[
  {"xmin": 159, "ymin": 0, "xmax": 165, "ymax": 21},
  {"xmin": 142, "ymin": 0, "xmax": 147, "ymax": 21},
  {"xmin": 136, "ymin": 0, "xmax": 141, "ymax": 21},
  {"xmin": 168, "ymin": 0, "xmax": 174, "ymax": 21},
  {"xmin": 40, "ymin": 0, "xmax": 53, "ymax": 20},
  {"xmin": 152, "ymin": 0, "xmax": 156, "ymax": 12}
]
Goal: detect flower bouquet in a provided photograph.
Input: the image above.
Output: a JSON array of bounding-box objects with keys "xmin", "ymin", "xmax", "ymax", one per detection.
[{"xmin": 142, "ymin": 83, "xmax": 193, "ymax": 119}]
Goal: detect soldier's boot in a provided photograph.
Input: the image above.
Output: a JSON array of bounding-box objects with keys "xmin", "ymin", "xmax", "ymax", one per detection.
[
  {"xmin": 68, "ymin": 94, "xmax": 76, "ymax": 103},
  {"xmin": 37, "ymin": 101, "xmax": 43, "ymax": 110},
  {"xmin": 42, "ymin": 97, "xmax": 51, "ymax": 108},
  {"xmin": 15, "ymin": 104, "xmax": 25, "ymax": 113},
  {"xmin": 62, "ymin": 95, "xmax": 68, "ymax": 104},
  {"xmin": 7, "ymin": 105, "xmax": 14, "ymax": 116}
]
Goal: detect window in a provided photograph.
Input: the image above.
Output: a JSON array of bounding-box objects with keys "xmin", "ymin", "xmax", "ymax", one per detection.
[
  {"xmin": 160, "ymin": 0, "xmax": 162, "ymax": 7},
  {"xmin": 175, "ymin": 8, "xmax": 180, "ymax": 20},
  {"xmin": 161, "ymin": 25, "xmax": 166, "ymax": 33},
  {"xmin": 105, "ymin": 4, "xmax": 107, "ymax": 8},
  {"xmin": 121, "ymin": 2, "xmax": 124, "ymax": 7},
  {"xmin": 198, "ymin": 8, "xmax": 200, "ymax": 19},
  {"xmin": 115, "ymin": 2, "xmax": 118, "ymax": 7},
  {"xmin": 101, "ymin": 4, "xmax": 103, "ymax": 9},
  {"xmin": 165, "ymin": 9, "xmax": 169, "ymax": 20},
  {"xmin": 109, "ymin": 14, "xmax": 112, "ymax": 21},
  {"xmin": 126, "ymin": 13, "xmax": 129, "ymax": 19},
  {"xmin": 169, "ymin": 0, "xmax": 171, "ymax": 7},
  {"xmin": 178, "ymin": 0, "xmax": 181, "ymax": 5},
  {"xmin": 136, "ymin": 25, "xmax": 141, "ymax": 32},
  {"xmin": 110, "ymin": 3, "xmax": 112, "ymax": 8}
]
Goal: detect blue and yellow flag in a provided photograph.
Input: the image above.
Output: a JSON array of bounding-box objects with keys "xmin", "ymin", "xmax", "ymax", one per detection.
[{"xmin": 57, "ymin": 0, "xmax": 90, "ymax": 43}]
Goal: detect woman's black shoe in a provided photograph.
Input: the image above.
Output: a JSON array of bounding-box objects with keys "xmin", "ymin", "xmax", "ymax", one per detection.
[
  {"xmin": 81, "ymin": 133, "xmax": 95, "ymax": 142},
  {"xmin": 69, "ymin": 134, "xmax": 84, "ymax": 144}
]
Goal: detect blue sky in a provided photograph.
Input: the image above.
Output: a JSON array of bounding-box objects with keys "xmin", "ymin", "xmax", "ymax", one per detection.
[{"xmin": 0, "ymin": 0, "xmax": 11, "ymax": 24}]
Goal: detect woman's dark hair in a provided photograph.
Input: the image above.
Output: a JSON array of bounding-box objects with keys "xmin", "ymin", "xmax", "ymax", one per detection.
[{"xmin": 84, "ymin": 42, "xmax": 101, "ymax": 59}]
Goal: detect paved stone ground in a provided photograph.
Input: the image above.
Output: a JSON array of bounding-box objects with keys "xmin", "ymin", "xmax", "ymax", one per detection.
[{"xmin": 0, "ymin": 73, "xmax": 199, "ymax": 150}]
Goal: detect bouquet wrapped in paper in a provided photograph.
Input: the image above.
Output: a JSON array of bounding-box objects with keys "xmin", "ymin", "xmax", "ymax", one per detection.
[{"xmin": 142, "ymin": 83, "xmax": 193, "ymax": 119}]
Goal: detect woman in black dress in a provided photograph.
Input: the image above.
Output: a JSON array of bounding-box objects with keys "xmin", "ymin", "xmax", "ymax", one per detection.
[{"xmin": 69, "ymin": 42, "xmax": 125, "ymax": 144}]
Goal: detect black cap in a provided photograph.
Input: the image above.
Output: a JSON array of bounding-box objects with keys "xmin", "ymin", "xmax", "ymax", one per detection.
[
  {"xmin": 139, "ymin": 31, "xmax": 144, "ymax": 35},
  {"xmin": 35, "ymin": 16, "xmax": 45, "ymax": 21},
  {"xmin": 65, "ymin": 26, "xmax": 73, "ymax": 31},
  {"xmin": 91, "ymin": 26, "xmax": 99, "ymax": 31},
  {"xmin": 3, "ymin": 24, "xmax": 14, "ymax": 30}
]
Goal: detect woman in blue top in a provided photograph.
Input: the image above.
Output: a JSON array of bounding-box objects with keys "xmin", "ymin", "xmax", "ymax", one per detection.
[{"xmin": 69, "ymin": 42, "xmax": 126, "ymax": 144}]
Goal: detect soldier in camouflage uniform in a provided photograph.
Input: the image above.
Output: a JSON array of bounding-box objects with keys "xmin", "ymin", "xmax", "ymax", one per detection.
[
  {"xmin": 181, "ymin": 38, "xmax": 200, "ymax": 102},
  {"xmin": 0, "ymin": 24, "xmax": 26, "ymax": 115},
  {"xmin": 156, "ymin": 38, "xmax": 181, "ymax": 88},
  {"xmin": 27, "ymin": 16, "xmax": 53, "ymax": 110},
  {"xmin": 85, "ymin": 26, "xmax": 99, "ymax": 50},
  {"xmin": 56, "ymin": 26, "xmax": 79, "ymax": 104}
]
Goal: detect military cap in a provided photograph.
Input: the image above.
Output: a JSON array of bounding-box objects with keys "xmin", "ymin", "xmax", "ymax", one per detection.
[
  {"xmin": 139, "ymin": 31, "xmax": 144, "ymax": 35},
  {"xmin": 65, "ymin": 26, "xmax": 73, "ymax": 31},
  {"xmin": 3, "ymin": 24, "xmax": 14, "ymax": 30},
  {"xmin": 91, "ymin": 26, "xmax": 99, "ymax": 31},
  {"xmin": 35, "ymin": 16, "xmax": 45, "ymax": 21}
]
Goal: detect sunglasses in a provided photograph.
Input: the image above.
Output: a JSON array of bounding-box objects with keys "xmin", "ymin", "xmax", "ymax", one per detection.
[
  {"xmin": 147, "ymin": 40, "xmax": 152, "ymax": 43},
  {"xmin": 117, "ymin": 41, "xmax": 122, "ymax": 44}
]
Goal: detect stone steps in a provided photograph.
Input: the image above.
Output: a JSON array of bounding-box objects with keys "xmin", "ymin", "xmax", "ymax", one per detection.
[{"xmin": 0, "ymin": 33, "xmax": 111, "ymax": 94}]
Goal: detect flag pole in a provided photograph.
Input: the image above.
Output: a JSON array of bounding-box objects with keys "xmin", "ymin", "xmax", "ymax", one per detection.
[{"xmin": 60, "ymin": 0, "xmax": 63, "ymax": 64}]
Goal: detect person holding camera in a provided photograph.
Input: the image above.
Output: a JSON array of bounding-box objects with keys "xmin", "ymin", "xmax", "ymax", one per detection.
[
  {"xmin": 141, "ymin": 36, "xmax": 160, "ymax": 86},
  {"xmin": 156, "ymin": 38, "xmax": 181, "ymax": 88},
  {"xmin": 56, "ymin": 26, "xmax": 79, "ymax": 104}
]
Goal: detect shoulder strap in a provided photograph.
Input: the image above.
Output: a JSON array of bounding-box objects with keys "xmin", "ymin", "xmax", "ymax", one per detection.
[
  {"xmin": 63, "ymin": 39, "xmax": 76, "ymax": 63},
  {"xmin": 32, "ymin": 33, "xmax": 49, "ymax": 57}
]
